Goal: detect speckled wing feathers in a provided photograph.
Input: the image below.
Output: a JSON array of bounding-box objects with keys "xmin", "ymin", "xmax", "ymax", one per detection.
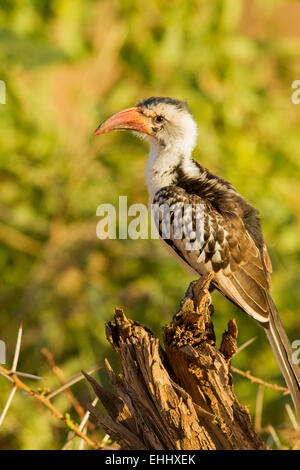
[{"xmin": 153, "ymin": 185, "xmax": 271, "ymax": 323}]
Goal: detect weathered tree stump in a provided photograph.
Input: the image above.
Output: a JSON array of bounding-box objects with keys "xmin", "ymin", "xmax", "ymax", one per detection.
[{"xmin": 84, "ymin": 274, "xmax": 266, "ymax": 450}]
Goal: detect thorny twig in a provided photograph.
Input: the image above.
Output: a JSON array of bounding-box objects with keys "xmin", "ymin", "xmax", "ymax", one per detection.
[
  {"xmin": 1, "ymin": 321, "xmax": 298, "ymax": 450},
  {"xmin": 0, "ymin": 325, "xmax": 104, "ymax": 450},
  {"xmin": 235, "ymin": 336, "xmax": 257, "ymax": 355},
  {"xmin": 231, "ymin": 366, "xmax": 289, "ymax": 394},
  {"xmin": 255, "ymin": 384, "xmax": 264, "ymax": 433},
  {"xmin": 41, "ymin": 348, "xmax": 98, "ymax": 438},
  {"xmin": 45, "ymin": 365, "xmax": 101, "ymax": 400},
  {"xmin": 285, "ymin": 404, "xmax": 299, "ymax": 431},
  {"xmin": 41, "ymin": 348, "xmax": 86, "ymax": 418},
  {"xmin": 232, "ymin": 336, "xmax": 300, "ymax": 449},
  {"xmin": 0, "ymin": 363, "xmax": 103, "ymax": 449},
  {"xmin": 232, "ymin": 335, "xmax": 288, "ymax": 394},
  {"xmin": 0, "ymin": 386, "xmax": 17, "ymax": 427},
  {"xmin": 62, "ymin": 397, "xmax": 99, "ymax": 450}
]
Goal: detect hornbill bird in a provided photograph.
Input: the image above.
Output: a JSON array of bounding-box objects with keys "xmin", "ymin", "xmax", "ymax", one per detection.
[{"xmin": 94, "ymin": 96, "xmax": 300, "ymax": 421}]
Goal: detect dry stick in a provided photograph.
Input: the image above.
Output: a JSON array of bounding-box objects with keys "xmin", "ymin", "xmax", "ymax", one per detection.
[
  {"xmin": 233, "ymin": 336, "xmax": 289, "ymax": 395},
  {"xmin": 78, "ymin": 397, "xmax": 99, "ymax": 432},
  {"xmin": 1, "ymin": 369, "xmax": 44, "ymax": 383},
  {"xmin": 14, "ymin": 371, "xmax": 44, "ymax": 381},
  {"xmin": 12, "ymin": 325, "xmax": 22, "ymax": 372},
  {"xmin": 0, "ymin": 369, "xmax": 14, "ymax": 383},
  {"xmin": 231, "ymin": 366, "xmax": 289, "ymax": 394},
  {"xmin": 41, "ymin": 349, "xmax": 98, "ymax": 439},
  {"xmin": 0, "ymin": 365, "xmax": 101, "ymax": 450},
  {"xmin": 62, "ymin": 397, "xmax": 99, "ymax": 450},
  {"xmin": 78, "ymin": 428, "xmax": 87, "ymax": 450},
  {"xmin": 0, "ymin": 325, "xmax": 23, "ymax": 425},
  {"xmin": 285, "ymin": 403, "xmax": 299, "ymax": 431},
  {"xmin": 255, "ymin": 385, "xmax": 264, "ymax": 433},
  {"xmin": 0, "ymin": 386, "xmax": 17, "ymax": 426},
  {"xmin": 267, "ymin": 425, "xmax": 282, "ymax": 450},
  {"xmin": 0, "ymin": 221, "xmax": 42, "ymax": 257},
  {"xmin": 41, "ymin": 348, "xmax": 86, "ymax": 420},
  {"xmin": 235, "ymin": 337, "xmax": 257, "ymax": 355},
  {"xmin": 265, "ymin": 434, "xmax": 274, "ymax": 449},
  {"xmin": 45, "ymin": 365, "xmax": 101, "ymax": 400}
]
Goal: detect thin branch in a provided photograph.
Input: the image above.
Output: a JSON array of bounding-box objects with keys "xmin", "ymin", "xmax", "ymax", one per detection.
[
  {"xmin": 0, "ymin": 221, "xmax": 42, "ymax": 256},
  {"xmin": 0, "ymin": 369, "xmax": 14, "ymax": 383},
  {"xmin": 267, "ymin": 425, "xmax": 282, "ymax": 449},
  {"xmin": 78, "ymin": 397, "xmax": 99, "ymax": 432},
  {"xmin": 285, "ymin": 403, "xmax": 299, "ymax": 431},
  {"xmin": 0, "ymin": 365, "xmax": 102, "ymax": 450},
  {"xmin": 61, "ymin": 397, "xmax": 99, "ymax": 450},
  {"xmin": 235, "ymin": 337, "xmax": 257, "ymax": 355},
  {"xmin": 231, "ymin": 366, "xmax": 289, "ymax": 394},
  {"xmin": 45, "ymin": 365, "xmax": 101, "ymax": 400},
  {"xmin": 265, "ymin": 433, "xmax": 273, "ymax": 449},
  {"xmin": 14, "ymin": 371, "xmax": 44, "ymax": 381},
  {"xmin": 0, "ymin": 385, "xmax": 17, "ymax": 427},
  {"xmin": 0, "ymin": 324, "xmax": 24, "ymax": 427},
  {"xmin": 41, "ymin": 348, "xmax": 98, "ymax": 440},
  {"xmin": 12, "ymin": 324, "xmax": 22, "ymax": 372},
  {"xmin": 41, "ymin": 348, "xmax": 86, "ymax": 419},
  {"xmin": 78, "ymin": 428, "xmax": 87, "ymax": 450},
  {"xmin": 61, "ymin": 433, "xmax": 75, "ymax": 451},
  {"xmin": 255, "ymin": 384, "xmax": 264, "ymax": 433}
]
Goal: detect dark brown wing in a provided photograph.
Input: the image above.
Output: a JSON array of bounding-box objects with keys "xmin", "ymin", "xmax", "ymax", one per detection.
[
  {"xmin": 153, "ymin": 185, "xmax": 271, "ymax": 323},
  {"xmin": 154, "ymin": 168, "xmax": 300, "ymax": 419}
]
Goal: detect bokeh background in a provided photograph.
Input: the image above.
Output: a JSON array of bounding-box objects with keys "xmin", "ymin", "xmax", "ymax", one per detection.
[{"xmin": 1, "ymin": 0, "xmax": 300, "ymax": 450}]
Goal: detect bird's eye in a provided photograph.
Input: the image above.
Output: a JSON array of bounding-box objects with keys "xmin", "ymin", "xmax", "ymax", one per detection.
[{"xmin": 154, "ymin": 115, "xmax": 164, "ymax": 123}]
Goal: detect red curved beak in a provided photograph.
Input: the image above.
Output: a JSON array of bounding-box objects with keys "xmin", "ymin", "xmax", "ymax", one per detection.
[{"xmin": 94, "ymin": 107, "xmax": 152, "ymax": 136}]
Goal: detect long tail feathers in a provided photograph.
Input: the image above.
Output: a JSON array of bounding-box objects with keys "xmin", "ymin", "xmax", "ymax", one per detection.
[{"xmin": 264, "ymin": 294, "xmax": 300, "ymax": 423}]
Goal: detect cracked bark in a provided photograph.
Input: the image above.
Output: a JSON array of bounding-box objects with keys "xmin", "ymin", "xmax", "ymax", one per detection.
[{"xmin": 84, "ymin": 273, "xmax": 266, "ymax": 450}]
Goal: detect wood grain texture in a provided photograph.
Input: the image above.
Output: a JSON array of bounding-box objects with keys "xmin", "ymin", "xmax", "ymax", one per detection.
[{"xmin": 85, "ymin": 274, "xmax": 266, "ymax": 450}]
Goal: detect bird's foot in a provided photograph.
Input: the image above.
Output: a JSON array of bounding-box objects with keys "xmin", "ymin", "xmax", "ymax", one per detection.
[{"xmin": 172, "ymin": 273, "xmax": 214, "ymax": 322}]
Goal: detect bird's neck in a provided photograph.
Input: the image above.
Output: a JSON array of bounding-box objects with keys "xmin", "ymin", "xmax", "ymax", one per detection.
[{"xmin": 145, "ymin": 143, "xmax": 199, "ymax": 201}]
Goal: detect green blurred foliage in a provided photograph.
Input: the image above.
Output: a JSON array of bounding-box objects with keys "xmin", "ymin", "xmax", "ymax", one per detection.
[{"xmin": 0, "ymin": 0, "xmax": 300, "ymax": 449}]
